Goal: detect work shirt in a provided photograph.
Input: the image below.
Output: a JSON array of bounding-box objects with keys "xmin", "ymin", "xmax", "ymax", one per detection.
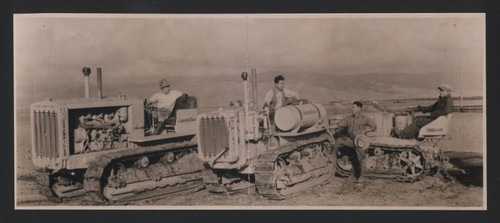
[
  {"xmin": 420, "ymin": 94, "xmax": 454, "ymax": 119},
  {"xmin": 337, "ymin": 114, "xmax": 377, "ymax": 138},
  {"xmin": 149, "ymin": 90, "xmax": 184, "ymax": 112},
  {"xmin": 264, "ymin": 88, "xmax": 299, "ymax": 109}
]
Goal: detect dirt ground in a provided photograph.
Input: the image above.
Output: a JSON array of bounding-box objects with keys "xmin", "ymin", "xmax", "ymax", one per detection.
[
  {"xmin": 16, "ymin": 172, "xmax": 483, "ymax": 208},
  {"xmin": 15, "ymin": 111, "xmax": 484, "ymax": 208}
]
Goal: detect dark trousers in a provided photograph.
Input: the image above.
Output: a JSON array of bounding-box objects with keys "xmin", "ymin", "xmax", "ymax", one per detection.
[
  {"xmin": 334, "ymin": 136, "xmax": 362, "ymax": 180},
  {"xmin": 153, "ymin": 109, "xmax": 171, "ymax": 135},
  {"xmin": 400, "ymin": 116, "xmax": 435, "ymax": 139},
  {"xmin": 153, "ymin": 120, "xmax": 166, "ymax": 135}
]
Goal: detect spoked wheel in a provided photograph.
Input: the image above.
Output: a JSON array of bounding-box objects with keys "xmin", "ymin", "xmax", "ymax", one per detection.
[{"xmin": 399, "ymin": 150, "xmax": 424, "ymax": 180}]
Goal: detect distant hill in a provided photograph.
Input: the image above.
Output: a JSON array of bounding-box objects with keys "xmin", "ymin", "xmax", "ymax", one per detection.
[
  {"xmin": 255, "ymin": 70, "xmax": 482, "ymax": 102},
  {"xmin": 15, "ymin": 70, "xmax": 483, "ymax": 112}
]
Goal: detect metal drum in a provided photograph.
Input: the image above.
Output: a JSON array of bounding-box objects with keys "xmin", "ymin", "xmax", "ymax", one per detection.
[{"xmin": 274, "ymin": 103, "xmax": 327, "ymax": 132}]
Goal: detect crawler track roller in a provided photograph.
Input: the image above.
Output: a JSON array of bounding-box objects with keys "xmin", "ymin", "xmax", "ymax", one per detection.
[{"xmin": 255, "ymin": 140, "xmax": 335, "ymax": 200}]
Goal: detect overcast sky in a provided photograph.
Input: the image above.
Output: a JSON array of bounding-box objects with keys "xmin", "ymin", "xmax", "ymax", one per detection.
[{"xmin": 14, "ymin": 14, "xmax": 484, "ymax": 93}]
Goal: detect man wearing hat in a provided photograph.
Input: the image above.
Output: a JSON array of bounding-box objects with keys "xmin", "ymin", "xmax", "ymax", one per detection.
[
  {"xmin": 148, "ymin": 79, "xmax": 186, "ymax": 135},
  {"xmin": 332, "ymin": 101, "xmax": 377, "ymax": 186},
  {"xmin": 394, "ymin": 84, "xmax": 454, "ymax": 139}
]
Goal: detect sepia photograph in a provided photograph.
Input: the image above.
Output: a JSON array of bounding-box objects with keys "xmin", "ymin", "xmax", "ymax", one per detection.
[{"xmin": 14, "ymin": 13, "xmax": 485, "ymax": 209}]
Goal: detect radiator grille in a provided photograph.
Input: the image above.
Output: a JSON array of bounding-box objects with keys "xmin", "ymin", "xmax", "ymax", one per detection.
[
  {"xmin": 33, "ymin": 110, "xmax": 59, "ymax": 157},
  {"xmin": 199, "ymin": 117, "xmax": 229, "ymax": 158}
]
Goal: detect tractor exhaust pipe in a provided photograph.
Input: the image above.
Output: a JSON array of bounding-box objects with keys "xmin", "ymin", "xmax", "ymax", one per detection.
[
  {"xmin": 241, "ymin": 72, "xmax": 249, "ymax": 114},
  {"xmin": 242, "ymin": 69, "xmax": 258, "ymax": 112},
  {"xmin": 82, "ymin": 67, "xmax": 91, "ymax": 99},
  {"xmin": 251, "ymin": 68, "xmax": 258, "ymax": 110},
  {"xmin": 97, "ymin": 67, "xmax": 102, "ymax": 100}
]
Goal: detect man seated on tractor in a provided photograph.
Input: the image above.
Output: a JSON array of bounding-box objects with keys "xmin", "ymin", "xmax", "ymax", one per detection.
[
  {"xmin": 263, "ymin": 74, "xmax": 299, "ymax": 124},
  {"xmin": 148, "ymin": 79, "xmax": 187, "ymax": 135},
  {"xmin": 394, "ymin": 84, "xmax": 454, "ymax": 139},
  {"xmin": 331, "ymin": 101, "xmax": 377, "ymax": 186}
]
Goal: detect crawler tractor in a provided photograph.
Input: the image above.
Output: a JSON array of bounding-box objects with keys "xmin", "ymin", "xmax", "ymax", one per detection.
[
  {"xmin": 332, "ymin": 109, "xmax": 452, "ymax": 182},
  {"xmin": 197, "ymin": 69, "xmax": 336, "ymax": 199},
  {"xmin": 30, "ymin": 67, "xmax": 203, "ymax": 202}
]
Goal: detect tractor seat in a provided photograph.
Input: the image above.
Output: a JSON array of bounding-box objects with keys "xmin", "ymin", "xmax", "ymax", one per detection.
[
  {"xmin": 417, "ymin": 114, "xmax": 453, "ymax": 139},
  {"xmin": 164, "ymin": 95, "xmax": 198, "ymax": 126}
]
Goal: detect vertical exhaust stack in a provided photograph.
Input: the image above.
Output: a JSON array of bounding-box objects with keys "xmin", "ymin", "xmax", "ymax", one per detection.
[
  {"xmin": 251, "ymin": 68, "xmax": 258, "ymax": 111},
  {"xmin": 241, "ymin": 72, "xmax": 249, "ymax": 114},
  {"xmin": 97, "ymin": 68, "xmax": 103, "ymax": 100},
  {"xmin": 82, "ymin": 67, "xmax": 91, "ymax": 99}
]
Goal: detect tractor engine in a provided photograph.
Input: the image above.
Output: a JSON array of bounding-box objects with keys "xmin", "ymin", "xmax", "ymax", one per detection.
[
  {"xmin": 73, "ymin": 107, "xmax": 129, "ymax": 153},
  {"xmin": 31, "ymin": 96, "xmax": 144, "ymax": 170}
]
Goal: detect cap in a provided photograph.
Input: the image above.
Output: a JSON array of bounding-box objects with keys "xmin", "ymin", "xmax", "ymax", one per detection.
[
  {"xmin": 438, "ymin": 84, "xmax": 452, "ymax": 92},
  {"xmin": 159, "ymin": 79, "xmax": 171, "ymax": 88}
]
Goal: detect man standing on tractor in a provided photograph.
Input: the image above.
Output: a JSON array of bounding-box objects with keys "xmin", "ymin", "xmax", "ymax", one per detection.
[
  {"xmin": 394, "ymin": 84, "xmax": 454, "ymax": 139},
  {"xmin": 148, "ymin": 79, "xmax": 187, "ymax": 135},
  {"xmin": 332, "ymin": 101, "xmax": 377, "ymax": 187},
  {"xmin": 263, "ymin": 74, "xmax": 299, "ymax": 123}
]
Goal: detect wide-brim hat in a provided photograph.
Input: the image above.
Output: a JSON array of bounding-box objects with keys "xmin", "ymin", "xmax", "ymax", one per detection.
[
  {"xmin": 354, "ymin": 134, "xmax": 371, "ymax": 151},
  {"xmin": 438, "ymin": 83, "xmax": 452, "ymax": 92}
]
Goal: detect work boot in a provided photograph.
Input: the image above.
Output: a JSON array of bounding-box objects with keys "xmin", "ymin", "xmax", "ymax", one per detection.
[
  {"xmin": 355, "ymin": 177, "xmax": 364, "ymax": 183},
  {"xmin": 153, "ymin": 120, "xmax": 165, "ymax": 135},
  {"xmin": 145, "ymin": 128, "xmax": 154, "ymax": 136},
  {"xmin": 354, "ymin": 178, "xmax": 364, "ymax": 191}
]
